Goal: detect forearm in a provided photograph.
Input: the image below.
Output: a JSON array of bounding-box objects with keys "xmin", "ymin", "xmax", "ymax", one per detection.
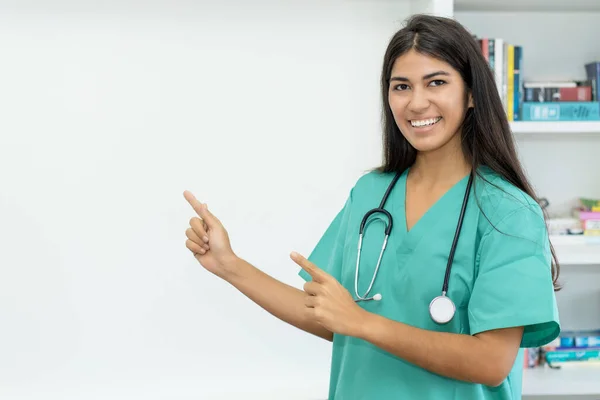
[
  {"xmin": 224, "ymin": 256, "xmax": 333, "ymax": 341},
  {"xmin": 357, "ymin": 313, "xmax": 513, "ymax": 386}
]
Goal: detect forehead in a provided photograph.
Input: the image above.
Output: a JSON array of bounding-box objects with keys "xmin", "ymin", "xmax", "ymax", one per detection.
[{"xmin": 391, "ymin": 49, "xmax": 457, "ymax": 77}]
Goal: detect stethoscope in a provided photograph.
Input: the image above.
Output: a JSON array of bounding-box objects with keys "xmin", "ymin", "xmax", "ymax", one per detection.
[{"xmin": 353, "ymin": 170, "xmax": 474, "ymax": 325}]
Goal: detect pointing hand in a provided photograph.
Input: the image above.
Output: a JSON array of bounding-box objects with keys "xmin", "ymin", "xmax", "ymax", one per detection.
[
  {"xmin": 184, "ymin": 190, "xmax": 238, "ymax": 279},
  {"xmin": 291, "ymin": 251, "xmax": 367, "ymax": 337}
]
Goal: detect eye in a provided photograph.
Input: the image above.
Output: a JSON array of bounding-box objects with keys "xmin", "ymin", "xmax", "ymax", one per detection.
[
  {"xmin": 429, "ymin": 79, "xmax": 446, "ymax": 87},
  {"xmin": 393, "ymin": 83, "xmax": 410, "ymax": 91}
]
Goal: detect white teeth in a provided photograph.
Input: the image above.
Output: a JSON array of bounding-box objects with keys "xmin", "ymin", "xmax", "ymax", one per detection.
[{"xmin": 410, "ymin": 117, "xmax": 441, "ymax": 127}]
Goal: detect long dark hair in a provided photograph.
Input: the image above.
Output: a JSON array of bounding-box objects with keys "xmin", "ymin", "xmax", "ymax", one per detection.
[{"xmin": 377, "ymin": 14, "xmax": 560, "ymax": 290}]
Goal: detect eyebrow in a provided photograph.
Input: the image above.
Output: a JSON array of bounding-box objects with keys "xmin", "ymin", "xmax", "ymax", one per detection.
[{"xmin": 390, "ymin": 70, "xmax": 451, "ymax": 82}]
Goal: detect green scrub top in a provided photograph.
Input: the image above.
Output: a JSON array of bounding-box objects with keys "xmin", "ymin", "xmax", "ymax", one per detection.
[{"xmin": 298, "ymin": 166, "xmax": 560, "ymax": 400}]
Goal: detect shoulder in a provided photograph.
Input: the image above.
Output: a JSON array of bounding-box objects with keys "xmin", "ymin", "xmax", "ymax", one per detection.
[
  {"xmin": 351, "ymin": 169, "xmax": 402, "ymax": 197},
  {"xmin": 474, "ymin": 166, "xmax": 547, "ymax": 238},
  {"xmin": 354, "ymin": 169, "xmax": 399, "ymax": 187}
]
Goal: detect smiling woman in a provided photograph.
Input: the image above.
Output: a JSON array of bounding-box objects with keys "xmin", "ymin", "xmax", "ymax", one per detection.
[
  {"xmin": 183, "ymin": 13, "xmax": 561, "ymax": 400},
  {"xmin": 388, "ymin": 56, "xmax": 473, "ymax": 153}
]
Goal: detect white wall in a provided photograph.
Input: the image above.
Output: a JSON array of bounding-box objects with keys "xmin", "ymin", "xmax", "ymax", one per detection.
[{"xmin": 0, "ymin": 1, "xmax": 412, "ymax": 398}]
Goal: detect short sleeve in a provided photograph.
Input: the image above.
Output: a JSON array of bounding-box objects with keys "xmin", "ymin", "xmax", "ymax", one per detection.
[
  {"xmin": 298, "ymin": 189, "xmax": 353, "ymax": 282},
  {"xmin": 468, "ymin": 205, "xmax": 560, "ymax": 348}
]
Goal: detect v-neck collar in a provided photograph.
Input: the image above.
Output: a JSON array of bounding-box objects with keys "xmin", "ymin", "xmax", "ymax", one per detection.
[{"xmin": 397, "ymin": 168, "xmax": 471, "ymax": 252}]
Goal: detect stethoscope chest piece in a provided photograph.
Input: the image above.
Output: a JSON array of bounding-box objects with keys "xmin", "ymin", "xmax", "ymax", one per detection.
[{"xmin": 429, "ymin": 294, "xmax": 456, "ymax": 324}]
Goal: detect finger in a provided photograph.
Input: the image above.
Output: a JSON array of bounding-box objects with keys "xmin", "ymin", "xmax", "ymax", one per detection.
[
  {"xmin": 183, "ymin": 191, "xmax": 222, "ymax": 229},
  {"xmin": 304, "ymin": 294, "xmax": 317, "ymax": 308},
  {"xmin": 186, "ymin": 228, "xmax": 209, "ymax": 250},
  {"xmin": 186, "ymin": 239, "xmax": 206, "ymax": 255},
  {"xmin": 183, "ymin": 190, "xmax": 204, "ymax": 217},
  {"xmin": 189, "ymin": 217, "xmax": 210, "ymax": 244},
  {"xmin": 290, "ymin": 251, "xmax": 327, "ymax": 282},
  {"xmin": 303, "ymin": 281, "xmax": 320, "ymax": 296},
  {"xmin": 199, "ymin": 203, "xmax": 222, "ymax": 229}
]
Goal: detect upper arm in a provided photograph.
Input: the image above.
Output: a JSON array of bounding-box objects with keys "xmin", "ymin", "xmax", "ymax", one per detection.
[{"xmin": 468, "ymin": 203, "xmax": 560, "ymax": 348}]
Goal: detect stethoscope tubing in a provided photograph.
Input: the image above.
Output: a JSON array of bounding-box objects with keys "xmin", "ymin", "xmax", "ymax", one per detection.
[{"xmin": 353, "ymin": 170, "xmax": 474, "ymax": 325}]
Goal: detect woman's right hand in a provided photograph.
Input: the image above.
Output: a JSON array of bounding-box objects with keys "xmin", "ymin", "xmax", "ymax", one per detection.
[{"xmin": 183, "ymin": 190, "xmax": 238, "ymax": 279}]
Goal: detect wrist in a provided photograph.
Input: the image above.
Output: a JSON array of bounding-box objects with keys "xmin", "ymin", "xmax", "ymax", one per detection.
[
  {"xmin": 220, "ymin": 254, "xmax": 247, "ymax": 283},
  {"xmin": 353, "ymin": 309, "xmax": 377, "ymax": 339},
  {"xmin": 357, "ymin": 310, "xmax": 387, "ymax": 342}
]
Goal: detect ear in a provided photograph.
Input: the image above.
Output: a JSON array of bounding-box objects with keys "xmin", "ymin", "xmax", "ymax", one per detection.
[{"xmin": 467, "ymin": 91, "xmax": 474, "ymax": 109}]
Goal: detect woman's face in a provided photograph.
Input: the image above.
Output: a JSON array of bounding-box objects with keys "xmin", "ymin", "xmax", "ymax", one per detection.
[{"xmin": 387, "ymin": 49, "xmax": 473, "ymax": 154}]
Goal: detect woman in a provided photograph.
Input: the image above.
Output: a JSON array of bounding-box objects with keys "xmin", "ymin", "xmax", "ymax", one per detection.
[{"xmin": 184, "ymin": 14, "xmax": 560, "ymax": 400}]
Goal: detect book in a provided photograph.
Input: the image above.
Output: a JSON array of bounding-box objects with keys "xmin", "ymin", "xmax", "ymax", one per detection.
[
  {"xmin": 585, "ymin": 62, "xmax": 600, "ymax": 101},
  {"xmin": 521, "ymin": 101, "xmax": 600, "ymax": 121}
]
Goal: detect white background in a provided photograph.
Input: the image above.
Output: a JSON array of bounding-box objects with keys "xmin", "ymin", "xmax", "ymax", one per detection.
[
  {"xmin": 4, "ymin": 1, "xmax": 599, "ymax": 399},
  {"xmin": 0, "ymin": 0, "xmax": 414, "ymax": 398}
]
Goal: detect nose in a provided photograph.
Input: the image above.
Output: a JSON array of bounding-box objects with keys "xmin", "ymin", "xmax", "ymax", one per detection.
[{"xmin": 407, "ymin": 87, "xmax": 430, "ymax": 113}]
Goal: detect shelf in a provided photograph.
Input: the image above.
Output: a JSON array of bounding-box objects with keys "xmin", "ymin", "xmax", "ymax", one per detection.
[
  {"xmin": 550, "ymin": 235, "xmax": 600, "ymax": 265},
  {"xmin": 510, "ymin": 121, "xmax": 600, "ymax": 134},
  {"xmin": 523, "ymin": 365, "xmax": 600, "ymax": 396},
  {"xmin": 455, "ymin": 0, "xmax": 600, "ymax": 12}
]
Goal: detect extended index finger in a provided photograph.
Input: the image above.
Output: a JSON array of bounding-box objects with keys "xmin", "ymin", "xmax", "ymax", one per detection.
[
  {"xmin": 183, "ymin": 190, "xmax": 204, "ymax": 216},
  {"xmin": 290, "ymin": 251, "xmax": 327, "ymax": 282}
]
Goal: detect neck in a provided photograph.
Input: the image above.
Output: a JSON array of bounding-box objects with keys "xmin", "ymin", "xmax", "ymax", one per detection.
[{"xmin": 409, "ymin": 139, "xmax": 470, "ymax": 186}]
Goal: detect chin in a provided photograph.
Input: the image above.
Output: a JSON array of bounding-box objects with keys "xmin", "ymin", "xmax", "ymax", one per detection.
[{"xmin": 408, "ymin": 138, "xmax": 447, "ymax": 153}]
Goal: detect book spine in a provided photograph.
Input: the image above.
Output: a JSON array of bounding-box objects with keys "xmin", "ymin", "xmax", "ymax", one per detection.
[
  {"xmin": 575, "ymin": 336, "xmax": 600, "ymax": 348},
  {"xmin": 513, "ymin": 46, "xmax": 522, "ymax": 120},
  {"xmin": 585, "ymin": 62, "xmax": 600, "ymax": 101},
  {"xmin": 507, "ymin": 45, "xmax": 514, "ymax": 121},
  {"xmin": 481, "ymin": 38, "xmax": 489, "ymax": 63},
  {"xmin": 502, "ymin": 41, "xmax": 508, "ymax": 109},
  {"xmin": 521, "ymin": 101, "xmax": 600, "ymax": 121},
  {"xmin": 523, "ymin": 86, "xmax": 592, "ymax": 102},
  {"xmin": 494, "ymin": 39, "xmax": 504, "ymax": 107},
  {"xmin": 560, "ymin": 86, "xmax": 592, "ymax": 101},
  {"xmin": 546, "ymin": 349, "xmax": 600, "ymax": 363}
]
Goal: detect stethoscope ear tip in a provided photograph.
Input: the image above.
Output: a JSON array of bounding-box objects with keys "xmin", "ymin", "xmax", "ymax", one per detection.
[{"xmin": 373, "ymin": 293, "xmax": 382, "ymax": 301}]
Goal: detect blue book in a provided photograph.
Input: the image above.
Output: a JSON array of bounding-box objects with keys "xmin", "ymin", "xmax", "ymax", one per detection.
[
  {"xmin": 513, "ymin": 46, "xmax": 523, "ymax": 121},
  {"xmin": 558, "ymin": 330, "xmax": 600, "ymax": 348},
  {"xmin": 521, "ymin": 101, "xmax": 600, "ymax": 121},
  {"xmin": 546, "ymin": 349, "xmax": 600, "ymax": 363},
  {"xmin": 585, "ymin": 61, "xmax": 600, "ymax": 101},
  {"xmin": 576, "ymin": 336, "xmax": 600, "ymax": 348}
]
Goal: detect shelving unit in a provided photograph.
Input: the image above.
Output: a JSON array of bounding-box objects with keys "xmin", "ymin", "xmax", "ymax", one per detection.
[
  {"xmin": 453, "ymin": 1, "xmax": 600, "ymax": 399},
  {"xmin": 511, "ymin": 121, "xmax": 600, "ymax": 134},
  {"xmin": 551, "ymin": 235, "xmax": 600, "ymax": 265},
  {"xmin": 523, "ymin": 365, "xmax": 600, "ymax": 397},
  {"xmin": 455, "ymin": 0, "xmax": 600, "ymax": 12}
]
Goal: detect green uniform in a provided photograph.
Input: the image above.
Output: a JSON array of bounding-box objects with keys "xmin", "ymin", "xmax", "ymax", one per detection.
[{"xmin": 299, "ymin": 166, "xmax": 560, "ymax": 400}]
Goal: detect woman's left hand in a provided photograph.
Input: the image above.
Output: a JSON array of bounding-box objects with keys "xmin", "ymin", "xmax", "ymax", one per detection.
[{"xmin": 291, "ymin": 251, "xmax": 368, "ymax": 337}]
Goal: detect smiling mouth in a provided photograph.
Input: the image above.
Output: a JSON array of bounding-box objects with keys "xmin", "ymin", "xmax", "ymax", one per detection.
[{"xmin": 409, "ymin": 117, "xmax": 442, "ymax": 127}]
